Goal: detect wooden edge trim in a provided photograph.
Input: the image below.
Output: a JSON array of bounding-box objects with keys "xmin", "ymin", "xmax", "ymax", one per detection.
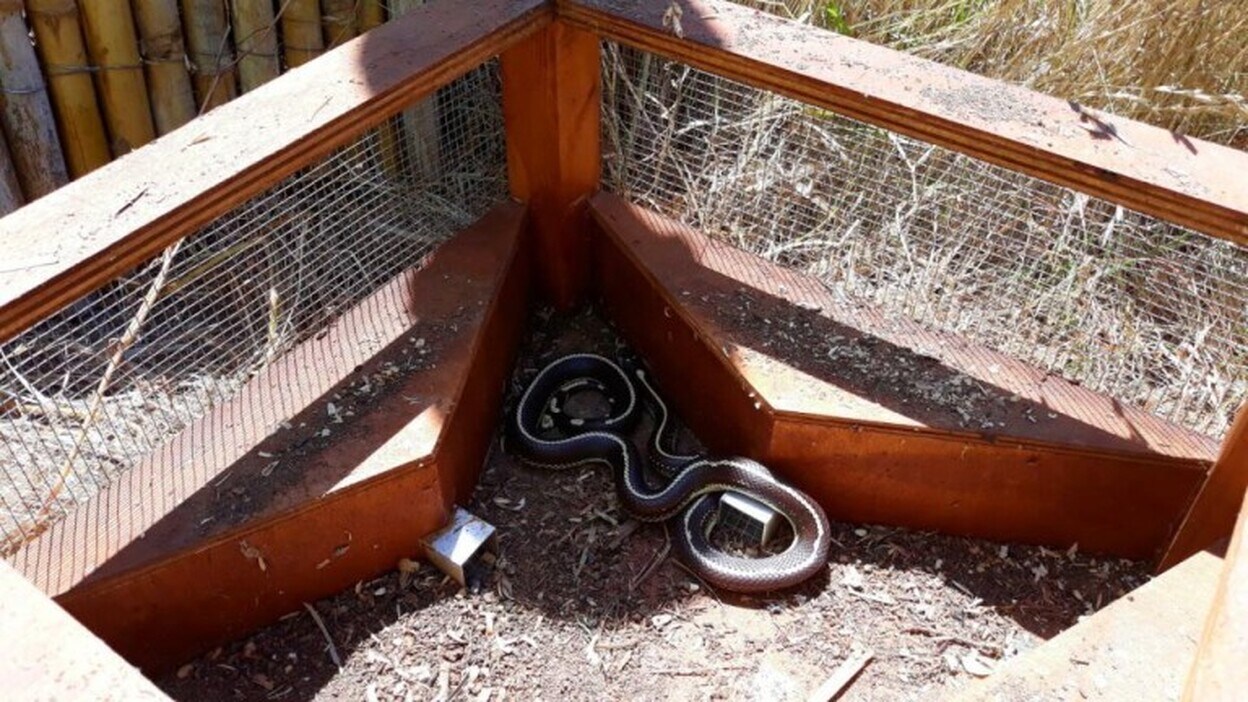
[
  {"xmin": 50, "ymin": 202, "xmax": 531, "ymax": 672},
  {"xmin": 588, "ymin": 191, "xmax": 1207, "ymax": 557},
  {"xmin": 1183, "ymin": 487, "xmax": 1248, "ymax": 700},
  {"xmin": 561, "ymin": 0, "xmax": 1248, "ymax": 247},
  {"xmin": 0, "ymin": 560, "xmax": 169, "ymax": 700},
  {"xmin": 1161, "ymin": 405, "xmax": 1248, "ymax": 571},
  {"xmin": 0, "ymin": 0, "xmax": 551, "ymax": 344}
]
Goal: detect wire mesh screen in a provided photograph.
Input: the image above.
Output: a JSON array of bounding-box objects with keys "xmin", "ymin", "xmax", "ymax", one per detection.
[
  {"xmin": 0, "ymin": 63, "xmax": 506, "ymax": 556},
  {"xmin": 602, "ymin": 44, "xmax": 1248, "ymax": 440}
]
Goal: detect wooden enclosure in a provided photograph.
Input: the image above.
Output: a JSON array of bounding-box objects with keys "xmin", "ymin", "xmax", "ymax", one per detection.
[{"xmin": 0, "ymin": 0, "xmax": 1245, "ymax": 697}]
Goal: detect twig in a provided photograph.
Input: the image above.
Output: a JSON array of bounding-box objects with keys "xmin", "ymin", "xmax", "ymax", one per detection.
[
  {"xmin": 645, "ymin": 664, "xmax": 750, "ymax": 676},
  {"xmin": 629, "ymin": 528, "xmax": 671, "ymax": 592},
  {"xmin": 35, "ymin": 239, "xmax": 184, "ymax": 521},
  {"xmin": 303, "ymin": 602, "xmax": 342, "ymax": 668},
  {"xmin": 807, "ymin": 645, "xmax": 874, "ymax": 702},
  {"xmin": 904, "ymin": 626, "xmax": 1001, "ymax": 656}
]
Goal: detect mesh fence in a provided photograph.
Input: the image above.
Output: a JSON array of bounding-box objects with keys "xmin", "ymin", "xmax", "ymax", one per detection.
[
  {"xmin": 602, "ymin": 43, "xmax": 1248, "ymax": 440},
  {"xmin": 0, "ymin": 63, "xmax": 507, "ymax": 556}
]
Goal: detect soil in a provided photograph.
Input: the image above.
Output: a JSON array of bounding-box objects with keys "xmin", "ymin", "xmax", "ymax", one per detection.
[{"xmin": 156, "ymin": 307, "xmax": 1148, "ymax": 702}]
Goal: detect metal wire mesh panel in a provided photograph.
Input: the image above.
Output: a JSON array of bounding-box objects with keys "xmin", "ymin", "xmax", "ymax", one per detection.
[
  {"xmin": 602, "ymin": 43, "xmax": 1248, "ymax": 440},
  {"xmin": 0, "ymin": 64, "xmax": 507, "ymax": 556}
]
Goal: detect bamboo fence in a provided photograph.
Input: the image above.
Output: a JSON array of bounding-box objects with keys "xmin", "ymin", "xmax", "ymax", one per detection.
[
  {"xmin": 79, "ymin": 0, "xmax": 156, "ymax": 155},
  {"xmin": 0, "ymin": 127, "xmax": 22, "ymax": 215},
  {"xmin": 24, "ymin": 0, "xmax": 111, "ymax": 178},
  {"xmin": 0, "ymin": 0, "xmax": 443, "ymax": 209},
  {"xmin": 0, "ymin": 0, "xmax": 67, "ymax": 199},
  {"xmin": 132, "ymin": 0, "xmax": 196, "ymax": 135}
]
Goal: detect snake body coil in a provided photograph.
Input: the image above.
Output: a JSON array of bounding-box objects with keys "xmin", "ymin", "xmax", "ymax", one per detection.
[{"xmin": 509, "ymin": 353, "xmax": 830, "ymax": 593}]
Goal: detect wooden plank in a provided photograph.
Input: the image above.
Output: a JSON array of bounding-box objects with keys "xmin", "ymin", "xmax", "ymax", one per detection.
[
  {"xmin": 16, "ymin": 203, "xmax": 526, "ymax": 595},
  {"xmin": 1183, "ymin": 487, "xmax": 1248, "ymax": 701},
  {"xmin": 0, "ymin": 560, "xmax": 168, "ymax": 700},
  {"xmin": 952, "ymin": 546, "xmax": 1224, "ymax": 702},
  {"xmin": 562, "ymin": 0, "xmax": 1248, "ymax": 248},
  {"xmin": 37, "ymin": 203, "xmax": 529, "ymax": 672},
  {"xmin": 0, "ymin": 0, "xmax": 550, "ymax": 345},
  {"xmin": 1160, "ymin": 406, "xmax": 1248, "ymax": 570},
  {"xmin": 589, "ymin": 193, "xmax": 1212, "ymax": 557},
  {"xmin": 501, "ymin": 21, "xmax": 601, "ymax": 308}
]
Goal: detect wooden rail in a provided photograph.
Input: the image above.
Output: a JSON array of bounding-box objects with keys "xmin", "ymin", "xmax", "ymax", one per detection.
[
  {"xmin": 1183, "ymin": 487, "xmax": 1248, "ymax": 701},
  {"xmin": 561, "ymin": 0, "xmax": 1248, "ymax": 248},
  {"xmin": 0, "ymin": 0, "xmax": 550, "ymax": 345}
]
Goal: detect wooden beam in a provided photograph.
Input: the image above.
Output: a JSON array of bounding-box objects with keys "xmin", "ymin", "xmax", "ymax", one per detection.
[
  {"xmin": 561, "ymin": 0, "xmax": 1248, "ymax": 248},
  {"xmin": 954, "ymin": 545, "xmax": 1224, "ymax": 702},
  {"xmin": 1161, "ymin": 406, "xmax": 1248, "ymax": 570},
  {"xmin": 1183, "ymin": 487, "xmax": 1248, "ymax": 701},
  {"xmin": 20, "ymin": 203, "xmax": 530, "ymax": 672},
  {"xmin": 0, "ymin": 561, "xmax": 169, "ymax": 700},
  {"xmin": 501, "ymin": 21, "xmax": 601, "ymax": 308},
  {"xmin": 0, "ymin": 0, "xmax": 550, "ymax": 345},
  {"xmin": 590, "ymin": 193, "xmax": 1213, "ymax": 558}
]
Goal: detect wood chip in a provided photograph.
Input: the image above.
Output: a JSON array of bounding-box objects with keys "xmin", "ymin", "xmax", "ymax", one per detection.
[{"xmin": 808, "ymin": 645, "xmax": 874, "ymax": 702}]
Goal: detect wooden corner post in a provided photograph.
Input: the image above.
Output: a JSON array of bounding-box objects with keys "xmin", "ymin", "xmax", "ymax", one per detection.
[
  {"xmin": 1160, "ymin": 404, "xmax": 1248, "ymax": 571},
  {"xmin": 500, "ymin": 21, "xmax": 601, "ymax": 308}
]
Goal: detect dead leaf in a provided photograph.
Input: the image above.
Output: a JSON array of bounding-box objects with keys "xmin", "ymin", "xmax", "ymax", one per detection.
[{"xmin": 961, "ymin": 651, "xmax": 996, "ymax": 677}]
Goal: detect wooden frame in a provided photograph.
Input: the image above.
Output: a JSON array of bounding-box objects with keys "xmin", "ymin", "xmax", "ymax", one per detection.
[
  {"xmin": 0, "ymin": 0, "xmax": 550, "ymax": 344},
  {"xmin": 589, "ymin": 192, "xmax": 1215, "ymax": 559},
  {"xmin": 0, "ymin": 0, "xmax": 1244, "ymax": 691},
  {"xmin": 561, "ymin": 0, "xmax": 1247, "ymax": 248}
]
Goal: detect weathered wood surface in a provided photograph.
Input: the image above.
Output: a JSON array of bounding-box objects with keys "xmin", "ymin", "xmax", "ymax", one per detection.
[
  {"xmin": 563, "ymin": 0, "xmax": 1248, "ymax": 247},
  {"xmin": 1183, "ymin": 487, "xmax": 1248, "ymax": 701},
  {"xmin": 953, "ymin": 546, "xmax": 1224, "ymax": 702},
  {"xmin": 25, "ymin": 204, "xmax": 529, "ymax": 672},
  {"xmin": 502, "ymin": 20, "xmax": 601, "ymax": 307},
  {"xmin": 0, "ymin": 560, "xmax": 168, "ymax": 700},
  {"xmin": 0, "ymin": 0, "xmax": 549, "ymax": 345}
]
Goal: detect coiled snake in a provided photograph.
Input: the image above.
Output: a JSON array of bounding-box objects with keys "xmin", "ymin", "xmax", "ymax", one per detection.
[{"xmin": 509, "ymin": 353, "xmax": 830, "ymax": 593}]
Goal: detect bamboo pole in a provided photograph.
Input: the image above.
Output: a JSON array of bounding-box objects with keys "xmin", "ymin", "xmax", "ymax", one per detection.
[
  {"xmin": 0, "ymin": 128, "xmax": 24, "ymax": 215},
  {"xmin": 0, "ymin": 0, "xmax": 68, "ymax": 199},
  {"xmin": 25, "ymin": 0, "xmax": 111, "ymax": 177},
  {"xmin": 320, "ymin": 0, "xmax": 356, "ymax": 48},
  {"xmin": 180, "ymin": 0, "xmax": 237, "ymax": 113},
  {"xmin": 358, "ymin": 0, "xmax": 384, "ymax": 32},
  {"xmin": 79, "ymin": 0, "xmax": 155, "ymax": 156},
  {"xmin": 131, "ymin": 0, "xmax": 196, "ymax": 134},
  {"xmin": 389, "ymin": 0, "xmax": 440, "ymax": 180},
  {"xmin": 231, "ymin": 0, "xmax": 279, "ymax": 92},
  {"xmin": 281, "ymin": 0, "xmax": 322, "ymax": 68}
]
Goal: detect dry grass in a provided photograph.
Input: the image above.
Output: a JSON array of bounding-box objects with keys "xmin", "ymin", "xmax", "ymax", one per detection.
[
  {"xmin": 602, "ymin": 2, "xmax": 1248, "ymax": 439},
  {"xmin": 744, "ymin": 0, "xmax": 1248, "ymax": 147}
]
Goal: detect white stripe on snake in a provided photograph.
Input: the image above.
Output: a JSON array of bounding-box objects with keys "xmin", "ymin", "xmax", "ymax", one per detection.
[{"xmin": 508, "ymin": 353, "xmax": 831, "ymax": 593}]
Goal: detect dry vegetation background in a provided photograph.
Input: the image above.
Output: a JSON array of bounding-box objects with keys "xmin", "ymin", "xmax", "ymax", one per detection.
[
  {"xmin": 760, "ymin": 0, "xmax": 1247, "ymax": 147},
  {"xmin": 604, "ymin": 0, "xmax": 1248, "ymax": 439}
]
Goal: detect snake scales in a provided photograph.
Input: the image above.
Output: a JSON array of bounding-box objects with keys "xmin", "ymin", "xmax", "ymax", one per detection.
[{"xmin": 509, "ymin": 353, "xmax": 830, "ymax": 593}]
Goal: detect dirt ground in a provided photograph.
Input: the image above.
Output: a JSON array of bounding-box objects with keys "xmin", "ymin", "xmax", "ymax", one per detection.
[{"xmin": 157, "ymin": 308, "xmax": 1148, "ymax": 702}]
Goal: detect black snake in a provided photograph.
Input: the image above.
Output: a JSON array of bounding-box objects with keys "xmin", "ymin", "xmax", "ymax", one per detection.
[{"xmin": 509, "ymin": 353, "xmax": 830, "ymax": 593}]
